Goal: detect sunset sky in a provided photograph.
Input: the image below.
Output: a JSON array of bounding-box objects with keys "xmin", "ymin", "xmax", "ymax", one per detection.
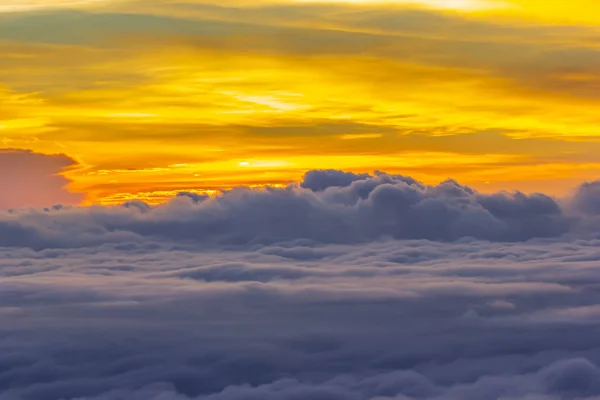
[
  {"xmin": 3, "ymin": 0, "xmax": 600, "ymax": 205},
  {"xmin": 9, "ymin": 4, "xmax": 600, "ymax": 399}
]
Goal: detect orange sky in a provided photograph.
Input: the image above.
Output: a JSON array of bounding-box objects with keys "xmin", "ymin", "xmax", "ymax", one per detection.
[{"xmin": 3, "ymin": 0, "xmax": 600, "ymax": 204}]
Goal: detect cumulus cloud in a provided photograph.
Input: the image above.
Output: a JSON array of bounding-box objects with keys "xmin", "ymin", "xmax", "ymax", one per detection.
[
  {"xmin": 0, "ymin": 169, "xmax": 595, "ymax": 249},
  {"xmin": 300, "ymin": 169, "xmax": 372, "ymax": 191},
  {"xmin": 571, "ymin": 181, "xmax": 600, "ymax": 216},
  {"xmin": 1, "ymin": 170, "xmax": 600, "ymax": 399},
  {"xmin": 0, "ymin": 149, "xmax": 84, "ymax": 209}
]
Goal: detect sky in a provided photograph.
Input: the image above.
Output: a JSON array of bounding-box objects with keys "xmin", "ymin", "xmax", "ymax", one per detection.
[
  {"xmin": 7, "ymin": 3, "xmax": 600, "ymax": 398},
  {"xmin": 4, "ymin": 0, "xmax": 600, "ymax": 205}
]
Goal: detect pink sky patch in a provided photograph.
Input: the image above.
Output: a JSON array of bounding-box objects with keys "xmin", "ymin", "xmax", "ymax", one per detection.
[{"xmin": 0, "ymin": 149, "xmax": 84, "ymax": 208}]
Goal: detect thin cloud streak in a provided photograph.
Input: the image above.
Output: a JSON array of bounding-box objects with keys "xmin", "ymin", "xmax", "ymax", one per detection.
[{"xmin": 3, "ymin": 0, "xmax": 600, "ymax": 202}]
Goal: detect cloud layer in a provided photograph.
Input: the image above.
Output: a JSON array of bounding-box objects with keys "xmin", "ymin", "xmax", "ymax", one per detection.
[
  {"xmin": 1, "ymin": 169, "xmax": 597, "ymax": 249},
  {"xmin": 0, "ymin": 170, "xmax": 600, "ymax": 398},
  {"xmin": 3, "ymin": 229, "xmax": 600, "ymax": 399}
]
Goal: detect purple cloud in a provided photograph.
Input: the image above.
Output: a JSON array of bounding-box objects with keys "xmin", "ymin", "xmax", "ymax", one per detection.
[{"xmin": 0, "ymin": 170, "xmax": 600, "ymax": 399}]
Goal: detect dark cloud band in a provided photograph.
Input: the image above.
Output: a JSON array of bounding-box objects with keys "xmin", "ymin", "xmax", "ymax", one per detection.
[{"xmin": 2, "ymin": 169, "xmax": 598, "ymax": 249}]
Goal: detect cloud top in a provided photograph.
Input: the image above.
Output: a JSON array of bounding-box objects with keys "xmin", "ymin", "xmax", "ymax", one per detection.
[{"xmin": 1, "ymin": 169, "xmax": 598, "ymax": 249}]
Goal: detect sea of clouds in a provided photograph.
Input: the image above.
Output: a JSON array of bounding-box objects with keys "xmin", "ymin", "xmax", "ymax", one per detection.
[{"xmin": 3, "ymin": 170, "xmax": 600, "ymax": 399}]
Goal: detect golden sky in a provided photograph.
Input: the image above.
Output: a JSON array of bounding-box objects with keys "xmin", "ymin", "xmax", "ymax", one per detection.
[{"xmin": 3, "ymin": 0, "xmax": 600, "ymax": 204}]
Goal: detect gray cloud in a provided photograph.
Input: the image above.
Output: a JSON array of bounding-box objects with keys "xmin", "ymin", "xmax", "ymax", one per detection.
[
  {"xmin": 300, "ymin": 169, "xmax": 372, "ymax": 191},
  {"xmin": 571, "ymin": 181, "xmax": 600, "ymax": 216},
  {"xmin": 1, "ymin": 171, "xmax": 600, "ymax": 399},
  {"xmin": 1, "ymin": 236, "xmax": 600, "ymax": 399},
  {"xmin": 0, "ymin": 169, "xmax": 591, "ymax": 249}
]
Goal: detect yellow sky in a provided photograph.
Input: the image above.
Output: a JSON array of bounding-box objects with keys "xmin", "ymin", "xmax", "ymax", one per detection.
[{"xmin": 3, "ymin": 0, "xmax": 600, "ymax": 204}]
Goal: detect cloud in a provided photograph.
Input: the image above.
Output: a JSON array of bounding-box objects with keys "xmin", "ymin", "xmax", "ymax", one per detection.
[
  {"xmin": 176, "ymin": 192, "xmax": 209, "ymax": 204},
  {"xmin": 300, "ymin": 169, "xmax": 372, "ymax": 191},
  {"xmin": 571, "ymin": 181, "xmax": 600, "ymax": 216},
  {"xmin": 0, "ymin": 149, "xmax": 84, "ymax": 209},
  {"xmin": 0, "ymin": 169, "xmax": 586, "ymax": 250},
  {"xmin": 1, "ymin": 171, "xmax": 600, "ymax": 399},
  {"xmin": 1, "ymin": 230, "xmax": 600, "ymax": 399}
]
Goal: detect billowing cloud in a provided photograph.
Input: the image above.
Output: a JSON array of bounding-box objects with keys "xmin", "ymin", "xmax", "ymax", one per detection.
[
  {"xmin": 1, "ymin": 181, "xmax": 600, "ymax": 398},
  {"xmin": 571, "ymin": 181, "xmax": 600, "ymax": 216},
  {"xmin": 1, "ymin": 169, "xmax": 587, "ymax": 249},
  {"xmin": 300, "ymin": 169, "xmax": 372, "ymax": 191},
  {"xmin": 0, "ymin": 149, "xmax": 84, "ymax": 209}
]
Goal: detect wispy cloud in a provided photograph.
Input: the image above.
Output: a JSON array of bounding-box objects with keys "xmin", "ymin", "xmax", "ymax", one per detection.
[{"xmin": 3, "ymin": 0, "xmax": 600, "ymax": 202}]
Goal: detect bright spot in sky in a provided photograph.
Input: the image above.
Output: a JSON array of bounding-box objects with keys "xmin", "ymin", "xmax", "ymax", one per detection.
[
  {"xmin": 340, "ymin": 133, "xmax": 383, "ymax": 140},
  {"xmin": 0, "ymin": 0, "xmax": 108, "ymax": 12},
  {"xmin": 238, "ymin": 160, "xmax": 290, "ymax": 168},
  {"xmin": 292, "ymin": 0, "xmax": 510, "ymax": 11}
]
